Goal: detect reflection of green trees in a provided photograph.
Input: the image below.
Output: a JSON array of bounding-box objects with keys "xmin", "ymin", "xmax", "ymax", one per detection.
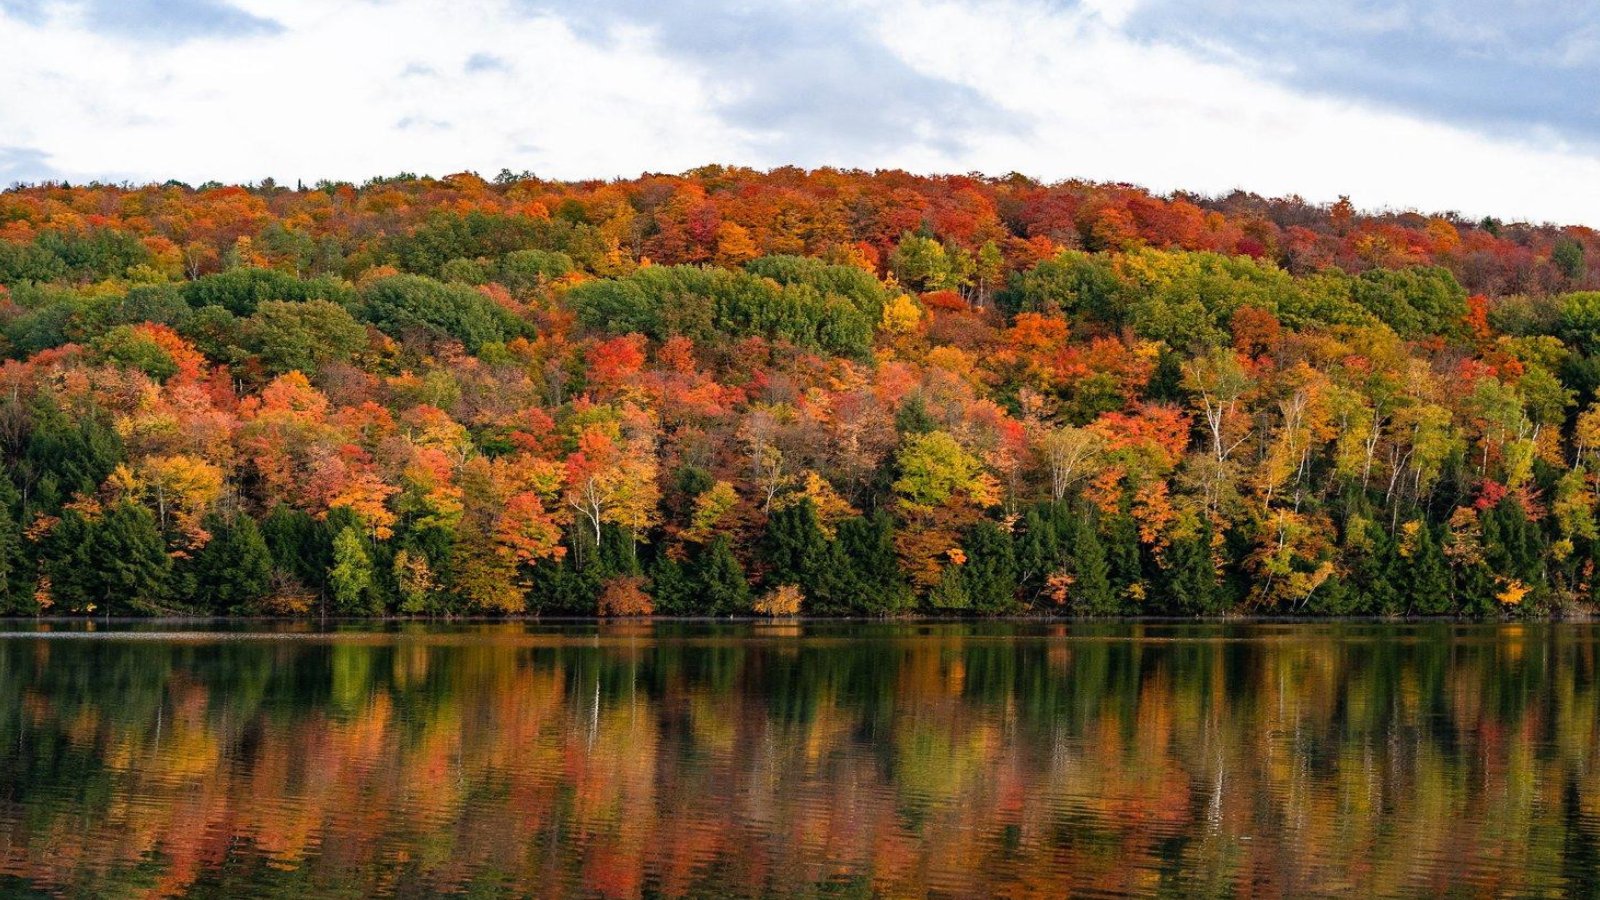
[{"xmin": 3, "ymin": 623, "xmax": 1600, "ymax": 895}]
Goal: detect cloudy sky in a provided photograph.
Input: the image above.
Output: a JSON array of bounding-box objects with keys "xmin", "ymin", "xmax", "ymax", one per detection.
[{"xmin": 2, "ymin": 0, "xmax": 1597, "ymax": 223}]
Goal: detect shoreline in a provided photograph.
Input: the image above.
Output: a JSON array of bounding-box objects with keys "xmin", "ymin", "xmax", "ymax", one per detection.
[{"xmin": 3, "ymin": 612, "xmax": 1594, "ymax": 626}]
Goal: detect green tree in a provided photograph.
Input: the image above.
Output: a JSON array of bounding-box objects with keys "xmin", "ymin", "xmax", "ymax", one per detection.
[
  {"xmin": 43, "ymin": 502, "xmax": 172, "ymax": 614},
  {"xmin": 823, "ymin": 512, "xmax": 912, "ymax": 615},
  {"xmin": 1067, "ymin": 508, "xmax": 1116, "ymax": 614},
  {"xmin": 360, "ymin": 274, "xmax": 524, "ymax": 353},
  {"xmin": 184, "ymin": 268, "xmax": 353, "ymax": 316},
  {"xmin": 191, "ymin": 513, "xmax": 273, "ymax": 612},
  {"xmin": 241, "ymin": 300, "xmax": 368, "ymax": 375},
  {"xmin": 960, "ymin": 520, "xmax": 1017, "ymax": 612},
  {"xmin": 329, "ymin": 525, "xmax": 379, "ymax": 615},
  {"xmin": 697, "ymin": 535, "xmax": 751, "ymax": 614},
  {"xmin": 890, "ymin": 234, "xmax": 959, "ymax": 293},
  {"xmin": 649, "ymin": 554, "xmax": 697, "ymax": 615},
  {"xmin": 1351, "ymin": 266, "xmax": 1468, "ymax": 339},
  {"xmin": 1400, "ymin": 520, "xmax": 1452, "ymax": 615},
  {"xmin": 1165, "ymin": 521, "xmax": 1222, "ymax": 615},
  {"xmin": 761, "ymin": 500, "xmax": 828, "ymax": 591},
  {"xmin": 1554, "ymin": 238, "xmax": 1587, "ymax": 282}
]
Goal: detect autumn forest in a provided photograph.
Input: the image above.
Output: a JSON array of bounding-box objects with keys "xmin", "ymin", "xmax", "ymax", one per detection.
[{"xmin": 1, "ymin": 165, "xmax": 1597, "ymax": 618}]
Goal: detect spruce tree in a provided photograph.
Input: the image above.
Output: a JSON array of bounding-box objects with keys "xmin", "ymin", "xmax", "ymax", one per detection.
[
  {"xmin": 90, "ymin": 502, "xmax": 173, "ymax": 614},
  {"xmin": 40, "ymin": 509, "xmax": 95, "ymax": 613},
  {"xmin": 0, "ymin": 477, "xmax": 28, "ymax": 614},
  {"xmin": 1068, "ymin": 510, "xmax": 1116, "ymax": 614},
  {"xmin": 697, "ymin": 535, "xmax": 751, "ymax": 614},
  {"xmin": 836, "ymin": 511, "xmax": 912, "ymax": 615},
  {"xmin": 261, "ymin": 504, "xmax": 328, "ymax": 590},
  {"xmin": 1101, "ymin": 511, "xmax": 1142, "ymax": 605},
  {"xmin": 1402, "ymin": 520, "xmax": 1452, "ymax": 615},
  {"xmin": 649, "ymin": 554, "xmax": 696, "ymax": 615},
  {"xmin": 961, "ymin": 519, "xmax": 1018, "ymax": 612},
  {"xmin": 761, "ymin": 500, "xmax": 828, "ymax": 591},
  {"xmin": 1016, "ymin": 503, "xmax": 1061, "ymax": 599},
  {"xmin": 192, "ymin": 513, "xmax": 273, "ymax": 612},
  {"xmin": 1166, "ymin": 521, "xmax": 1221, "ymax": 615}
]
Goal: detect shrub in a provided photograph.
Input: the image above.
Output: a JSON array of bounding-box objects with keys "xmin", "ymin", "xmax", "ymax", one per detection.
[
  {"xmin": 597, "ymin": 575, "xmax": 653, "ymax": 616},
  {"xmin": 753, "ymin": 583, "xmax": 804, "ymax": 617}
]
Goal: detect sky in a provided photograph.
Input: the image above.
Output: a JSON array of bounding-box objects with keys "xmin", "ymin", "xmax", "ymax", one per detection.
[{"xmin": 1, "ymin": 0, "xmax": 1598, "ymax": 224}]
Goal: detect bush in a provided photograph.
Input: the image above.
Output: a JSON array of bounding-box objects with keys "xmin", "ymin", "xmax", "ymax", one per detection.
[
  {"xmin": 598, "ymin": 575, "xmax": 653, "ymax": 616},
  {"xmin": 753, "ymin": 584, "xmax": 804, "ymax": 617}
]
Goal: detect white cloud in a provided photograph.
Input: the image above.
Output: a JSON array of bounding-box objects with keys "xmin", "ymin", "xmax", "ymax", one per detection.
[
  {"xmin": 3, "ymin": 0, "xmax": 1599, "ymax": 225},
  {"xmin": 0, "ymin": 0, "xmax": 748, "ymax": 184},
  {"xmin": 866, "ymin": 0, "xmax": 1600, "ymax": 224}
]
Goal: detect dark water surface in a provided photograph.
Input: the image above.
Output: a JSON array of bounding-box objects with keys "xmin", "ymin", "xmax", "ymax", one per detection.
[{"xmin": 2, "ymin": 621, "xmax": 1599, "ymax": 898}]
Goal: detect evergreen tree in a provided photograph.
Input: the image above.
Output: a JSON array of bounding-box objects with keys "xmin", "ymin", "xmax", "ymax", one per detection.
[
  {"xmin": 261, "ymin": 504, "xmax": 329, "ymax": 591},
  {"xmin": 1486, "ymin": 498, "xmax": 1543, "ymax": 586},
  {"xmin": 1101, "ymin": 511, "xmax": 1142, "ymax": 607},
  {"xmin": 1015, "ymin": 504, "xmax": 1061, "ymax": 598},
  {"xmin": 1068, "ymin": 509, "xmax": 1116, "ymax": 614},
  {"xmin": 77, "ymin": 502, "xmax": 172, "ymax": 614},
  {"xmin": 597, "ymin": 523, "xmax": 642, "ymax": 578},
  {"xmin": 1165, "ymin": 521, "xmax": 1222, "ymax": 615},
  {"xmin": 927, "ymin": 566, "xmax": 971, "ymax": 610},
  {"xmin": 22, "ymin": 402, "xmax": 123, "ymax": 514},
  {"xmin": 961, "ymin": 519, "xmax": 1018, "ymax": 612},
  {"xmin": 649, "ymin": 554, "xmax": 696, "ymax": 615},
  {"xmin": 1352, "ymin": 519, "xmax": 1400, "ymax": 613},
  {"xmin": 761, "ymin": 500, "xmax": 828, "ymax": 591},
  {"xmin": 527, "ymin": 552, "xmax": 602, "ymax": 614},
  {"xmin": 1401, "ymin": 520, "xmax": 1452, "ymax": 615},
  {"xmin": 697, "ymin": 535, "xmax": 751, "ymax": 614},
  {"xmin": 190, "ymin": 513, "xmax": 273, "ymax": 612},
  {"xmin": 834, "ymin": 511, "xmax": 912, "ymax": 615},
  {"xmin": 39, "ymin": 509, "xmax": 95, "ymax": 613},
  {"xmin": 0, "ymin": 477, "xmax": 29, "ymax": 614}
]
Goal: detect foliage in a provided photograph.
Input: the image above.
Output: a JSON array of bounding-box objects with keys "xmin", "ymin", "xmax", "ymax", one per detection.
[{"xmin": 1, "ymin": 169, "xmax": 1597, "ymax": 618}]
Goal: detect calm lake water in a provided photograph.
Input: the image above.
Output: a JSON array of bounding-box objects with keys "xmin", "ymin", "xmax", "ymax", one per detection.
[{"xmin": 1, "ymin": 621, "xmax": 1599, "ymax": 898}]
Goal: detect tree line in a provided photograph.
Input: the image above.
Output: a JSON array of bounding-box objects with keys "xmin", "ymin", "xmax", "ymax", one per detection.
[{"xmin": 0, "ymin": 167, "xmax": 1598, "ymax": 616}]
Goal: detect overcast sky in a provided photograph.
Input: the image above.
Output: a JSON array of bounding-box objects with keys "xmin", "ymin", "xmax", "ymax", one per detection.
[{"xmin": 2, "ymin": 0, "xmax": 1598, "ymax": 224}]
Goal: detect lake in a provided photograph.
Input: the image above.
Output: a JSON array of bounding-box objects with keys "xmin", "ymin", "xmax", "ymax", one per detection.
[{"xmin": 1, "ymin": 621, "xmax": 1598, "ymax": 897}]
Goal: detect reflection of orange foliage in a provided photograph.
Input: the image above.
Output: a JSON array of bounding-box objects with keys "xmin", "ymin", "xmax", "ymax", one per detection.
[{"xmin": 4, "ymin": 626, "xmax": 1599, "ymax": 896}]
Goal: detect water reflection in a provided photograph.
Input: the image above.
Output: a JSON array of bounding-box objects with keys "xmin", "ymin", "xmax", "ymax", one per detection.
[{"xmin": 1, "ymin": 622, "xmax": 1598, "ymax": 897}]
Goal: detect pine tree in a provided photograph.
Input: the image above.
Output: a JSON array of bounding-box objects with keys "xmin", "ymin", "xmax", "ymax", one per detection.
[
  {"xmin": 1360, "ymin": 520, "xmax": 1402, "ymax": 615},
  {"xmin": 1402, "ymin": 520, "xmax": 1452, "ymax": 615},
  {"xmin": 761, "ymin": 500, "xmax": 828, "ymax": 590},
  {"xmin": 961, "ymin": 519, "xmax": 1017, "ymax": 612},
  {"xmin": 1166, "ymin": 521, "xmax": 1221, "ymax": 615},
  {"xmin": 1101, "ymin": 511, "xmax": 1142, "ymax": 606},
  {"xmin": 0, "ymin": 477, "xmax": 29, "ymax": 614},
  {"xmin": 1488, "ymin": 498, "xmax": 1543, "ymax": 585},
  {"xmin": 1016, "ymin": 503, "xmax": 1061, "ymax": 600},
  {"xmin": 835, "ymin": 511, "xmax": 912, "ymax": 615},
  {"xmin": 649, "ymin": 554, "xmax": 696, "ymax": 615},
  {"xmin": 261, "ymin": 504, "xmax": 328, "ymax": 590},
  {"xmin": 40, "ymin": 509, "xmax": 95, "ymax": 613},
  {"xmin": 1068, "ymin": 509, "xmax": 1116, "ymax": 614},
  {"xmin": 927, "ymin": 566, "xmax": 971, "ymax": 610},
  {"xmin": 191, "ymin": 513, "xmax": 272, "ymax": 612},
  {"xmin": 90, "ymin": 502, "xmax": 173, "ymax": 614},
  {"xmin": 697, "ymin": 535, "xmax": 750, "ymax": 614}
]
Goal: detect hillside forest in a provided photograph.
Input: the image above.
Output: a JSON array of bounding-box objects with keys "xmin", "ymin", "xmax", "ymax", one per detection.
[{"xmin": 2, "ymin": 166, "xmax": 1599, "ymax": 617}]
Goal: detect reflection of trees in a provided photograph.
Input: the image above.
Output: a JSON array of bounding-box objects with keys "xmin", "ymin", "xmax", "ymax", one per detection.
[{"xmin": 0, "ymin": 623, "xmax": 1599, "ymax": 896}]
